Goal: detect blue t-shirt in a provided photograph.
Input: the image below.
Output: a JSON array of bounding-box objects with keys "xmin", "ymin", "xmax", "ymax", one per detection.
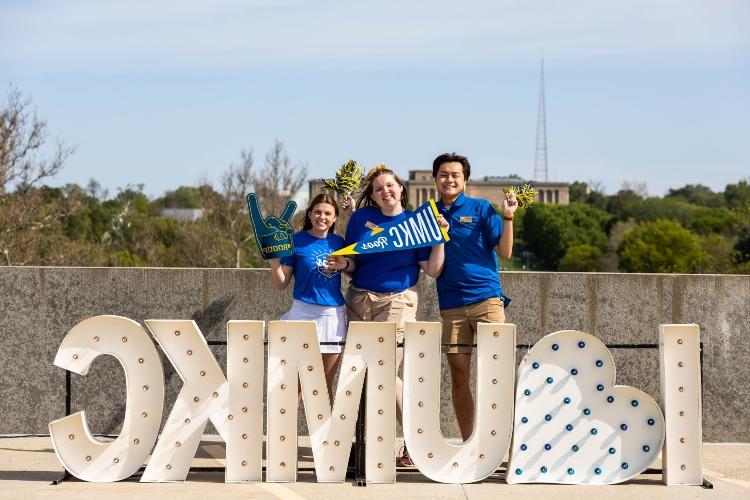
[
  {"xmin": 435, "ymin": 192, "xmax": 511, "ymax": 310},
  {"xmin": 345, "ymin": 206, "xmax": 431, "ymax": 293},
  {"xmin": 280, "ymin": 231, "xmax": 345, "ymax": 307}
]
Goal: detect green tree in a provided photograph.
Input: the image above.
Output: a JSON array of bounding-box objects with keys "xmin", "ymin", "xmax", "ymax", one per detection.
[
  {"xmin": 558, "ymin": 244, "xmax": 603, "ymax": 272},
  {"xmin": 696, "ymin": 234, "xmax": 734, "ymax": 274},
  {"xmin": 607, "ymin": 189, "xmax": 643, "ymax": 219},
  {"xmin": 617, "ymin": 219, "xmax": 706, "ymax": 273},
  {"xmin": 523, "ymin": 202, "xmax": 611, "ymax": 270},
  {"xmin": 724, "ymin": 180, "xmax": 750, "ymax": 211},
  {"xmin": 569, "ymin": 181, "xmax": 589, "ymax": 203},
  {"xmin": 667, "ymin": 184, "xmax": 724, "ymax": 208}
]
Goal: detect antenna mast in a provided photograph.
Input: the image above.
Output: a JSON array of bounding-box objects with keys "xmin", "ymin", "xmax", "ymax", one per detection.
[{"xmin": 533, "ymin": 55, "xmax": 549, "ymax": 182}]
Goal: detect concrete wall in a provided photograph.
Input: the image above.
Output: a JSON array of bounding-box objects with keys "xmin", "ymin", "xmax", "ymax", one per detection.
[{"xmin": 0, "ymin": 268, "xmax": 747, "ymax": 441}]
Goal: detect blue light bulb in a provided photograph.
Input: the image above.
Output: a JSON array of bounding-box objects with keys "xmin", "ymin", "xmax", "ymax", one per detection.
[
  {"xmin": 552, "ymin": 343, "xmax": 559, "ymax": 351},
  {"xmin": 563, "ymin": 397, "xmax": 571, "ymax": 404},
  {"xmin": 620, "ymin": 423, "xmax": 628, "ymax": 431},
  {"xmin": 520, "ymin": 444, "xmax": 527, "ymax": 451},
  {"xmin": 583, "ymin": 408, "xmax": 591, "ymax": 416},
  {"xmin": 621, "ymin": 462, "xmax": 629, "ymax": 470},
  {"xmin": 578, "ymin": 341, "xmax": 586, "ymax": 348},
  {"xmin": 647, "ymin": 418, "xmax": 655, "ymax": 426},
  {"xmin": 544, "ymin": 443, "xmax": 552, "ymax": 451},
  {"xmin": 608, "ymin": 447, "xmax": 616, "ymax": 454},
  {"xmin": 515, "ymin": 468, "xmax": 522, "ymax": 475},
  {"xmin": 540, "ymin": 466, "xmax": 548, "ymax": 473},
  {"xmin": 524, "ymin": 389, "xmax": 531, "ymax": 396},
  {"xmin": 546, "ymin": 376, "xmax": 554, "ymax": 384},
  {"xmin": 596, "ymin": 359, "xmax": 604, "ymax": 367},
  {"xmin": 532, "ymin": 362, "xmax": 540, "ymax": 369},
  {"xmin": 521, "ymin": 417, "xmax": 528, "ymax": 424},
  {"xmin": 595, "ymin": 467, "xmax": 602, "ymax": 475},
  {"xmin": 544, "ymin": 414, "xmax": 552, "ymax": 421},
  {"xmin": 566, "ymin": 424, "xmax": 574, "ymax": 431},
  {"xmin": 571, "ymin": 444, "xmax": 579, "ymax": 452},
  {"xmin": 642, "ymin": 445, "xmax": 650, "ymax": 452},
  {"xmin": 567, "ymin": 468, "xmax": 575, "ymax": 475},
  {"xmin": 591, "ymin": 428, "xmax": 598, "ymax": 435},
  {"xmin": 571, "ymin": 368, "xmax": 578, "ymax": 376},
  {"xmin": 631, "ymin": 399, "xmax": 639, "ymax": 407}
]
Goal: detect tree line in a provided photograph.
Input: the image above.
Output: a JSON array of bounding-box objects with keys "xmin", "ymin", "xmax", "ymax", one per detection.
[
  {"xmin": 512, "ymin": 180, "xmax": 750, "ymax": 274},
  {"xmin": 2, "ymin": 85, "xmax": 748, "ymax": 273}
]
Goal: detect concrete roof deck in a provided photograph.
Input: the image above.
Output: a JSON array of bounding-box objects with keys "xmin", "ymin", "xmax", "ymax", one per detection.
[{"xmin": 1, "ymin": 437, "xmax": 748, "ymax": 499}]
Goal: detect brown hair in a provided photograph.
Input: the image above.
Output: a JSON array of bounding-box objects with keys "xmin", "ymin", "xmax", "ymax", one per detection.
[
  {"xmin": 303, "ymin": 193, "xmax": 339, "ymax": 232},
  {"xmin": 356, "ymin": 164, "xmax": 408, "ymax": 210}
]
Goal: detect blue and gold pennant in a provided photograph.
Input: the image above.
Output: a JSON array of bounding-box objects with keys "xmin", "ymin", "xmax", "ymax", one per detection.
[{"xmin": 331, "ymin": 200, "xmax": 449, "ymax": 256}]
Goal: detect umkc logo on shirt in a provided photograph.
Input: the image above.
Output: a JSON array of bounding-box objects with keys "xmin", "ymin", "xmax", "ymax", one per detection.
[{"xmin": 49, "ymin": 315, "xmax": 703, "ymax": 485}]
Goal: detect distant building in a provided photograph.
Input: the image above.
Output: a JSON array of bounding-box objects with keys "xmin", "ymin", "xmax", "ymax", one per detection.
[
  {"xmin": 308, "ymin": 170, "xmax": 569, "ymax": 207},
  {"xmin": 161, "ymin": 208, "xmax": 204, "ymax": 222}
]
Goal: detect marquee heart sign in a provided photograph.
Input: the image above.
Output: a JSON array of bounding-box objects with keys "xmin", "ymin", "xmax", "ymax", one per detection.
[{"xmin": 507, "ymin": 330, "xmax": 665, "ymax": 485}]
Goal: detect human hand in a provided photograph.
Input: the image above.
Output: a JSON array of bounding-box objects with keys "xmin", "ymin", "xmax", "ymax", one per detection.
[
  {"xmin": 246, "ymin": 193, "xmax": 297, "ymax": 260},
  {"xmin": 437, "ymin": 214, "xmax": 450, "ymax": 233},
  {"xmin": 326, "ymin": 255, "xmax": 350, "ymax": 271},
  {"xmin": 501, "ymin": 191, "xmax": 518, "ymax": 219},
  {"xmin": 341, "ymin": 194, "xmax": 355, "ymax": 215}
]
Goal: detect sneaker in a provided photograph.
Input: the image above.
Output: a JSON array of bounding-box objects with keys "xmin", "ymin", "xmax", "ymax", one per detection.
[{"xmin": 396, "ymin": 446, "xmax": 414, "ymax": 467}]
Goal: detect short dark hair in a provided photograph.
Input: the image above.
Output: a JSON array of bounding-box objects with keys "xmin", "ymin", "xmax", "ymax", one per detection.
[{"xmin": 432, "ymin": 153, "xmax": 471, "ymax": 180}]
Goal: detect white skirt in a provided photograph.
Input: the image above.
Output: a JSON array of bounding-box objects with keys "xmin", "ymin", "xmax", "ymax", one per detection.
[{"xmin": 280, "ymin": 300, "xmax": 347, "ymax": 353}]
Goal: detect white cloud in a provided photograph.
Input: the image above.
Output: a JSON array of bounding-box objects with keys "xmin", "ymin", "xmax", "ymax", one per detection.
[{"xmin": 2, "ymin": 0, "xmax": 748, "ymax": 72}]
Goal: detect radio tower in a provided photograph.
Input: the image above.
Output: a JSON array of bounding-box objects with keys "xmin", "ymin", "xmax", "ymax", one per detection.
[{"xmin": 533, "ymin": 55, "xmax": 549, "ymax": 182}]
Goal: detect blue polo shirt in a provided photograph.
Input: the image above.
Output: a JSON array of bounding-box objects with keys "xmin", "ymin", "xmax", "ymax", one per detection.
[
  {"xmin": 280, "ymin": 231, "xmax": 346, "ymax": 306},
  {"xmin": 435, "ymin": 192, "xmax": 511, "ymax": 310},
  {"xmin": 345, "ymin": 206, "xmax": 431, "ymax": 293}
]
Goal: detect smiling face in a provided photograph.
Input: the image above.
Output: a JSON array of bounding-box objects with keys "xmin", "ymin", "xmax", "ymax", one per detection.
[
  {"xmin": 308, "ymin": 202, "xmax": 337, "ymax": 233},
  {"xmin": 371, "ymin": 173, "xmax": 404, "ymax": 212},
  {"xmin": 435, "ymin": 161, "xmax": 466, "ymax": 203}
]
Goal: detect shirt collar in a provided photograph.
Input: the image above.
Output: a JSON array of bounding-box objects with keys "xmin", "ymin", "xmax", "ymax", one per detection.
[{"xmin": 438, "ymin": 191, "xmax": 467, "ymax": 211}]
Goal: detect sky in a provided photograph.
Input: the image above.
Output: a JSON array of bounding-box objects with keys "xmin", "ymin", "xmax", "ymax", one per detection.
[{"xmin": 2, "ymin": 0, "xmax": 749, "ymax": 199}]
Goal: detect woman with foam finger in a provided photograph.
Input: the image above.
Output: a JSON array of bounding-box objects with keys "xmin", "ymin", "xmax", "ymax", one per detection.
[{"xmin": 270, "ymin": 193, "xmax": 348, "ymax": 403}]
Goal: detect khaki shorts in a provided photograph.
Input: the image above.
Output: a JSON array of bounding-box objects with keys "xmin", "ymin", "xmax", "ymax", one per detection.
[
  {"xmin": 440, "ymin": 297, "xmax": 505, "ymax": 354},
  {"xmin": 345, "ymin": 286, "xmax": 418, "ymax": 343}
]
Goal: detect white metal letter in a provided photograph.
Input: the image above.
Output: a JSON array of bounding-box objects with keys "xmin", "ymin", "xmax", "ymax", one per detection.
[
  {"xmin": 402, "ymin": 322, "xmax": 515, "ymax": 483},
  {"xmin": 226, "ymin": 321, "xmax": 265, "ymax": 482},
  {"xmin": 266, "ymin": 321, "xmax": 396, "ymax": 483},
  {"xmin": 140, "ymin": 320, "xmax": 229, "ymax": 482},
  {"xmin": 659, "ymin": 324, "xmax": 703, "ymax": 485},
  {"xmin": 49, "ymin": 315, "xmax": 164, "ymax": 482},
  {"xmin": 507, "ymin": 330, "xmax": 665, "ymax": 484}
]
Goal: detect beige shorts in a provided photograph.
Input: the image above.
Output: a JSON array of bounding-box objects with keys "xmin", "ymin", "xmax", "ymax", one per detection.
[
  {"xmin": 345, "ymin": 286, "xmax": 418, "ymax": 343},
  {"xmin": 440, "ymin": 297, "xmax": 505, "ymax": 354}
]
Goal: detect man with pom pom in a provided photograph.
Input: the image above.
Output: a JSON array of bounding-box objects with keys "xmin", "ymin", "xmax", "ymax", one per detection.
[{"xmin": 431, "ymin": 152, "xmax": 518, "ymax": 442}]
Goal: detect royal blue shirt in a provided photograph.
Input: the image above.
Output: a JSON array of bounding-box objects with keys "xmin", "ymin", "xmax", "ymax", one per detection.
[
  {"xmin": 345, "ymin": 206, "xmax": 431, "ymax": 293},
  {"xmin": 280, "ymin": 231, "xmax": 345, "ymax": 307},
  {"xmin": 435, "ymin": 192, "xmax": 511, "ymax": 310}
]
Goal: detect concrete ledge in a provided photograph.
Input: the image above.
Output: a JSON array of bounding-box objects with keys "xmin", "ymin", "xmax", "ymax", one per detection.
[{"xmin": 0, "ymin": 268, "xmax": 747, "ymax": 441}]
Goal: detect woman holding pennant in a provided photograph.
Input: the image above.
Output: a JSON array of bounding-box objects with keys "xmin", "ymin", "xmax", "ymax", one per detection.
[
  {"xmin": 268, "ymin": 193, "xmax": 347, "ymax": 403},
  {"xmin": 327, "ymin": 164, "xmax": 449, "ymax": 467}
]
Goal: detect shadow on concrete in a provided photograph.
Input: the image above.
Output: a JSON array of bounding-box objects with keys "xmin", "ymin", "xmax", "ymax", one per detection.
[
  {"xmin": 0, "ymin": 447, "xmax": 55, "ymax": 454},
  {"xmin": 0, "ymin": 470, "xmax": 62, "ymax": 481}
]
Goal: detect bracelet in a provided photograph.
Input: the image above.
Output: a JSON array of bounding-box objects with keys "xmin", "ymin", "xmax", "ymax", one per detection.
[{"xmin": 503, "ymin": 216, "xmax": 514, "ymax": 221}]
